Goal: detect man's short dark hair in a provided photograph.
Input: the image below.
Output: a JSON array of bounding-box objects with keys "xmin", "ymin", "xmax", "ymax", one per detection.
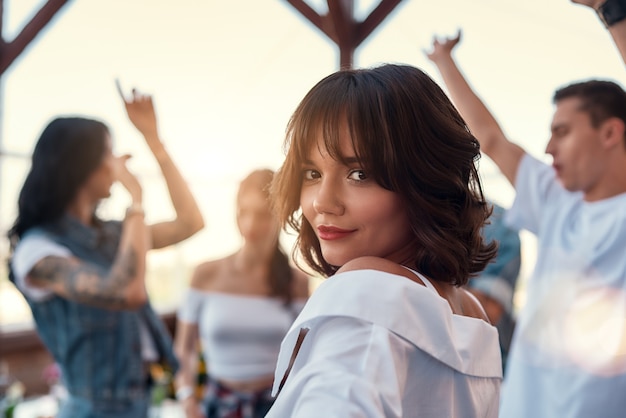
[{"xmin": 554, "ymin": 79, "xmax": 626, "ymax": 129}]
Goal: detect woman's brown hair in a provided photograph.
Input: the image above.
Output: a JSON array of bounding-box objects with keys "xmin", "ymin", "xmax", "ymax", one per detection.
[{"xmin": 271, "ymin": 64, "xmax": 497, "ymax": 286}]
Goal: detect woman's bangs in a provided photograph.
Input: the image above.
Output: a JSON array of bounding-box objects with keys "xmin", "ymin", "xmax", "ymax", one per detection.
[{"xmin": 293, "ymin": 94, "xmax": 348, "ymax": 164}]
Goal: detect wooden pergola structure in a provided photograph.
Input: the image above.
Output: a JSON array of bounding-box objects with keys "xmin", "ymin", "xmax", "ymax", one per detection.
[
  {"xmin": 0, "ymin": 0, "xmax": 404, "ymax": 77},
  {"xmin": 286, "ymin": 0, "xmax": 404, "ymax": 69},
  {"xmin": 0, "ymin": 0, "xmax": 71, "ymax": 76}
]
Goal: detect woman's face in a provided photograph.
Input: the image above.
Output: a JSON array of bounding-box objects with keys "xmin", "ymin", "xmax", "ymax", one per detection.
[
  {"xmin": 82, "ymin": 135, "xmax": 115, "ymax": 200},
  {"xmin": 299, "ymin": 124, "xmax": 414, "ymax": 267},
  {"xmin": 237, "ymin": 189, "xmax": 279, "ymax": 248}
]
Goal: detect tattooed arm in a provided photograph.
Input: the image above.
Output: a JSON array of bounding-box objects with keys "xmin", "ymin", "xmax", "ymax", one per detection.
[
  {"xmin": 27, "ymin": 213, "xmax": 149, "ymax": 310},
  {"xmin": 26, "ymin": 156, "xmax": 149, "ymax": 310},
  {"xmin": 28, "ymin": 251, "xmax": 139, "ymax": 309}
]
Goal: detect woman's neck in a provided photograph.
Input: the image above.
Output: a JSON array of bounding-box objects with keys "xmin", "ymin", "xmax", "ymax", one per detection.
[
  {"xmin": 235, "ymin": 244, "xmax": 273, "ymax": 269},
  {"xmin": 65, "ymin": 196, "xmax": 98, "ymax": 226}
]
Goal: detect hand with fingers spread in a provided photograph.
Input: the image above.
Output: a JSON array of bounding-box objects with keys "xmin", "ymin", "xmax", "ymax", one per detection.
[{"xmin": 425, "ymin": 29, "xmax": 462, "ymax": 64}]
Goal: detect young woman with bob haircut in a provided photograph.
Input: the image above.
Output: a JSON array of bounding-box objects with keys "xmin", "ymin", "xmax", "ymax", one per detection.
[{"xmin": 266, "ymin": 63, "xmax": 502, "ymax": 417}]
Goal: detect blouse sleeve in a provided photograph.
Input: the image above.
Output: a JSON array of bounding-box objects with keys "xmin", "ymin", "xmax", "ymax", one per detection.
[
  {"xmin": 268, "ymin": 316, "xmax": 411, "ymax": 418},
  {"xmin": 176, "ymin": 288, "xmax": 205, "ymax": 324}
]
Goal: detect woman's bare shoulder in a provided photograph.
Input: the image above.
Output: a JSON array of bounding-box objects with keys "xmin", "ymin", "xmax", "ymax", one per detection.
[
  {"xmin": 336, "ymin": 257, "xmax": 425, "ymax": 286},
  {"xmin": 189, "ymin": 257, "xmax": 230, "ymax": 290},
  {"xmin": 460, "ymin": 287, "xmax": 491, "ymax": 323}
]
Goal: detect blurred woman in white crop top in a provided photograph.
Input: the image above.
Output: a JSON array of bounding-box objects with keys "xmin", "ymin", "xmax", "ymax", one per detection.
[{"xmin": 174, "ymin": 169, "xmax": 310, "ymax": 418}]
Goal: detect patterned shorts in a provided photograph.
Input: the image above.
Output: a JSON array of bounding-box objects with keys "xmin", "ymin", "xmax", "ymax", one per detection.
[{"xmin": 203, "ymin": 376, "xmax": 275, "ymax": 418}]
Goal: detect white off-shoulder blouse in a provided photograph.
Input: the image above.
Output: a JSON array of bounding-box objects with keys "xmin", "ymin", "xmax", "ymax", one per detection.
[{"xmin": 266, "ymin": 269, "xmax": 502, "ymax": 418}]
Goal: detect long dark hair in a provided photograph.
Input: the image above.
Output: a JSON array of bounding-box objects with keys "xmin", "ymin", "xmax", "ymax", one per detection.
[
  {"xmin": 238, "ymin": 169, "xmax": 294, "ymax": 304},
  {"xmin": 272, "ymin": 64, "xmax": 497, "ymax": 286},
  {"xmin": 8, "ymin": 117, "xmax": 110, "ymax": 243}
]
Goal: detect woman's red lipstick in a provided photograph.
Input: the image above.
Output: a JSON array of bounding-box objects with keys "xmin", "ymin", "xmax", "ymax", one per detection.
[{"xmin": 317, "ymin": 225, "xmax": 355, "ymax": 240}]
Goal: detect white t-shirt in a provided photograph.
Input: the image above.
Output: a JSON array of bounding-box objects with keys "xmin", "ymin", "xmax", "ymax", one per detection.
[
  {"xmin": 500, "ymin": 154, "xmax": 626, "ymax": 418},
  {"xmin": 267, "ymin": 269, "xmax": 502, "ymax": 418},
  {"xmin": 12, "ymin": 232, "xmax": 70, "ymax": 301},
  {"xmin": 12, "ymin": 231, "xmax": 159, "ymax": 362}
]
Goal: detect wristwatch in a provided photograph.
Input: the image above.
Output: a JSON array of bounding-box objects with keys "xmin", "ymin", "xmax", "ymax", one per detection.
[{"xmin": 597, "ymin": 0, "xmax": 626, "ymax": 28}]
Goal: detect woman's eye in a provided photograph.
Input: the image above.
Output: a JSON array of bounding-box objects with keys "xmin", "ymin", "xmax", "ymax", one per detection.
[
  {"xmin": 303, "ymin": 169, "xmax": 320, "ymax": 180},
  {"xmin": 348, "ymin": 170, "xmax": 367, "ymax": 181}
]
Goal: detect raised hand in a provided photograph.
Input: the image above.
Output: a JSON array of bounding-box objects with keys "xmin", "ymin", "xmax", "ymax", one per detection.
[
  {"xmin": 116, "ymin": 79, "xmax": 159, "ymax": 139},
  {"xmin": 114, "ymin": 80, "xmax": 204, "ymax": 249},
  {"xmin": 572, "ymin": 0, "xmax": 626, "ymax": 66},
  {"xmin": 425, "ymin": 29, "xmax": 462, "ymax": 63}
]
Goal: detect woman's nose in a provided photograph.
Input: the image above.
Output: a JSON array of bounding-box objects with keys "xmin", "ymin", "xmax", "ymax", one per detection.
[{"xmin": 312, "ymin": 179, "xmax": 344, "ymax": 216}]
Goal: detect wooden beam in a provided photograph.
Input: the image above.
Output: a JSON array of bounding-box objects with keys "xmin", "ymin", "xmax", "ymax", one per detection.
[
  {"xmin": 0, "ymin": 0, "xmax": 5, "ymax": 48},
  {"xmin": 356, "ymin": 0, "xmax": 402, "ymax": 46},
  {"xmin": 0, "ymin": 0, "xmax": 71, "ymax": 75},
  {"xmin": 285, "ymin": 0, "xmax": 405, "ymax": 69},
  {"xmin": 327, "ymin": 0, "xmax": 355, "ymax": 68},
  {"xmin": 285, "ymin": 0, "xmax": 337, "ymax": 43},
  {"xmin": 327, "ymin": 0, "xmax": 354, "ymax": 46}
]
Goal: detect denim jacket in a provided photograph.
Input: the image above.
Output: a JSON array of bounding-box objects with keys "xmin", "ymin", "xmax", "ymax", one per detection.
[{"xmin": 20, "ymin": 215, "xmax": 178, "ymax": 413}]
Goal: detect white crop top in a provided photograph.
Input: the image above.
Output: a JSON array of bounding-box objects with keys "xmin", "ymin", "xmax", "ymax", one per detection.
[{"xmin": 177, "ymin": 289, "xmax": 306, "ymax": 382}]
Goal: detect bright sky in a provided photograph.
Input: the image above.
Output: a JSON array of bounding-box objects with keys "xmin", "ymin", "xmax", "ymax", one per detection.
[{"xmin": 1, "ymin": 0, "xmax": 624, "ymax": 324}]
